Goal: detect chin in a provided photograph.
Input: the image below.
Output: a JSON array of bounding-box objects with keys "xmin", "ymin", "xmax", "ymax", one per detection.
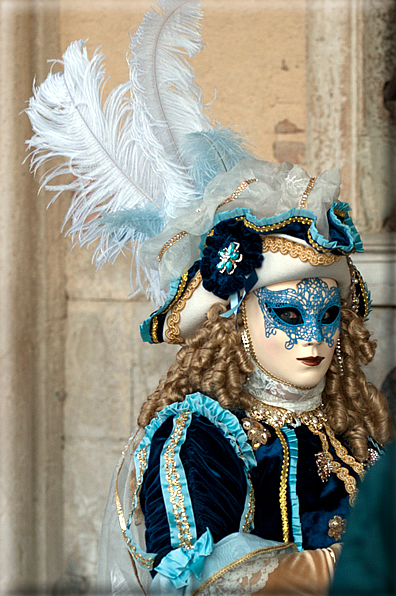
[{"xmin": 292, "ymin": 367, "xmax": 328, "ymax": 388}]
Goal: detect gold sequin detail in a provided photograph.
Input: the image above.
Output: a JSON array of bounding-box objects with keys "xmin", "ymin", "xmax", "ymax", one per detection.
[
  {"xmin": 248, "ymin": 401, "xmax": 327, "ymax": 430},
  {"xmin": 307, "ymin": 229, "xmax": 335, "ymax": 254},
  {"xmin": 275, "ymin": 427, "xmax": 290, "ymax": 543},
  {"xmin": 328, "ymin": 515, "xmax": 347, "ymax": 541},
  {"xmin": 355, "ymin": 267, "xmax": 370, "ymax": 319},
  {"xmin": 261, "ymin": 235, "xmax": 341, "ymax": 267},
  {"xmin": 316, "ymin": 451, "xmax": 333, "ymax": 482},
  {"xmin": 215, "ymin": 178, "xmax": 258, "ymax": 212},
  {"xmin": 237, "ymin": 214, "xmax": 314, "ymax": 234},
  {"xmin": 299, "ymin": 177, "xmax": 317, "ymax": 209},
  {"xmin": 165, "ymin": 272, "xmax": 202, "ymax": 344},
  {"xmin": 164, "ymin": 411, "xmax": 194, "ymax": 549},
  {"xmin": 158, "ymin": 230, "xmax": 188, "ymax": 262},
  {"xmin": 242, "ymin": 417, "xmax": 271, "ymax": 451},
  {"xmin": 242, "ymin": 473, "xmax": 256, "ymax": 533}
]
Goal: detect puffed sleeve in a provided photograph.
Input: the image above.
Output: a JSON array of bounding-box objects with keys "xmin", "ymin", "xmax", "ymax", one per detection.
[
  {"xmin": 123, "ymin": 393, "xmax": 258, "ymax": 590},
  {"xmin": 140, "ymin": 413, "xmax": 248, "ymax": 564}
]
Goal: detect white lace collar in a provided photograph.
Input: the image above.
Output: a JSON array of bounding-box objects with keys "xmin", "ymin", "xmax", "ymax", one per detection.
[{"xmin": 244, "ymin": 361, "xmax": 325, "ymax": 414}]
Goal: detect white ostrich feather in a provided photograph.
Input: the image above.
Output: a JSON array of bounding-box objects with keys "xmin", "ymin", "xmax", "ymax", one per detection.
[
  {"xmin": 26, "ymin": 39, "xmax": 168, "ymax": 301},
  {"xmin": 129, "ymin": 0, "xmax": 212, "ymax": 217},
  {"xmin": 26, "ymin": 0, "xmax": 227, "ymax": 303}
]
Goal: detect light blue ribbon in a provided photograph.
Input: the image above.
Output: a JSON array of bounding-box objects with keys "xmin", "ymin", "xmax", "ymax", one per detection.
[
  {"xmin": 282, "ymin": 426, "xmax": 303, "ymax": 551},
  {"xmin": 155, "ymin": 528, "xmax": 214, "ymax": 588}
]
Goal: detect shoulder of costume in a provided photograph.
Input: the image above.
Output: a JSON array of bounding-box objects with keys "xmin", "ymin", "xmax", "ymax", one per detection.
[
  {"xmin": 137, "ymin": 392, "xmax": 256, "ymax": 472},
  {"xmin": 124, "ymin": 393, "xmax": 256, "ymax": 582}
]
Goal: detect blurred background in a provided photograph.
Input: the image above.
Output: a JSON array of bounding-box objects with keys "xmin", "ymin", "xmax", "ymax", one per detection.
[{"xmin": 1, "ymin": 0, "xmax": 396, "ymax": 593}]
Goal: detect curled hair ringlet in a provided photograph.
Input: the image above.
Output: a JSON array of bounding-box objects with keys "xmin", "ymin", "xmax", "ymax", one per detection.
[
  {"xmin": 137, "ymin": 303, "xmax": 255, "ymax": 428},
  {"xmin": 324, "ymin": 301, "xmax": 394, "ymax": 460},
  {"xmin": 138, "ymin": 301, "xmax": 394, "ymax": 461}
]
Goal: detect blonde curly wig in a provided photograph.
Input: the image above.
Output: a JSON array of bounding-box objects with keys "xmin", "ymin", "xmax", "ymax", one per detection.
[{"xmin": 138, "ymin": 302, "xmax": 393, "ymax": 460}]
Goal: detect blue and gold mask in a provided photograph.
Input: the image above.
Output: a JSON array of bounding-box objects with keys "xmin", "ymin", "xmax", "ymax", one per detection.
[{"xmin": 255, "ymin": 278, "xmax": 341, "ymax": 350}]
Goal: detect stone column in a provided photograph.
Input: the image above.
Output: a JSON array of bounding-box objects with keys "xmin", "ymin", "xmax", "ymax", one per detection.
[
  {"xmin": 306, "ymin": 0, "xmax": 396, "ymax": 391},
  {"xmin": 306, "ymin": 0, "xmax": 396, "ymax": 232},
  {"xmin": 0, "ymin": 0, "xmax": 64, "ymax": 592}
]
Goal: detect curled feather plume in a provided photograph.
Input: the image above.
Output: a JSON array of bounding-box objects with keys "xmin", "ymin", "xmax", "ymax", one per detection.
[{"xmin": 26, "ymin": 0, "xmax": 254, "ymax": 304}]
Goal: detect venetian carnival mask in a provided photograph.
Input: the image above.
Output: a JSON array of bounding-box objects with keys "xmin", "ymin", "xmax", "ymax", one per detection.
[{"xmin": 244, "ymin": 278, "xmax": 340, "ymax": 388}]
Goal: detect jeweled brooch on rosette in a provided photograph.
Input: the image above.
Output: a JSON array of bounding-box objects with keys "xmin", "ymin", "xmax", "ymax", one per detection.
[{"xmin": 200, "ymin": 219, "xmax": 263, "ymax": 299}]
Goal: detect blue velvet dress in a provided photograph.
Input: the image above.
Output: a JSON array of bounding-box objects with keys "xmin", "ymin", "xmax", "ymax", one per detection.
[{"xmin": 124, "ymin": 392, "xmax": 378, "ymax": 593}]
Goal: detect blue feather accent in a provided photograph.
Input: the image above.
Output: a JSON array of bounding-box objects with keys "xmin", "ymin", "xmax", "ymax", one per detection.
[
  {"xmin": 100, "ymin": 207, "xmax": 165, "ymax": 240},
  {"xmin": 181, "ymin": 126, "xmax": 255, "ymax": 195}
]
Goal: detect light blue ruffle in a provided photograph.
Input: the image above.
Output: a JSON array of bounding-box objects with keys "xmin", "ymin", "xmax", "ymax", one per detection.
[
  {"xmin": 282, "ymin": 426, "xmax": 303, "ymax": 551},
  {"xmin": 126, "ymin": 393, "xmax": 256, "ymax": 571},
  {"xmin": 155, "ymin": 528, "xmax": 214, "ymax": 589}
]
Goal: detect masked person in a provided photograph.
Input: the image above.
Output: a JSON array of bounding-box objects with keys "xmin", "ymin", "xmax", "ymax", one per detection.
[
  {"xmin": 26, "ymin": 2, "xmax": 393, "ymax": 595},
  {"xmin": 99, "ymin": 158, "xmax": 391, "ymax": 596}
]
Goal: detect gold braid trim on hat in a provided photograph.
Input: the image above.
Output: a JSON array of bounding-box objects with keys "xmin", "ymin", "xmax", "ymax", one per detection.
[
  {"xmin": 262, "ymin": 235, "xmax": 342, "ymax": 267},
  {"xmin": 158, "ymin": 231, "xmax": 188, "ymax": 262},
  {"xmin": 165, "ymin": 271, "xmax": 202, "ymax": 344},
  {"xmin": 215, "ymin": 178, "xmax": 258, "ymax": 212}
]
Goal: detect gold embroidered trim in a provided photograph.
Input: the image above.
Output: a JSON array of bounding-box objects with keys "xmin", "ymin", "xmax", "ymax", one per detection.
[
  {"xmin": 165, "ymin": 271, "xmax": 202, "ymax": 344},
  {"xmin": 325, "ymin": 424, "xmax": 365, "ymax": 477},
  {"xmin": 248, "ymin": 401, "xmax": 327, "ymax": 431},
  {"xmin": 247, "ymin": 401, "xmax": 364, "ymax": 507},
  {"xmin": 307, "ymin": 229, "xmax": 335, "ymax": 254},
  {"xmin": 151, "ymin": 317, "xmax": 160, "ymax": 344},
  {"xmin": 237, "ymin": 214, "xmax": 313, "ymax": 234},
  {"xmin": 125, "ymin": 449, "xmax": 155, "ymax": 568},
  {"xmin": 158, "ymin": 230, "xmax": 188, "ymax": 262},
  {"xmin": 215, "ymin": 178, "xmax": 258, "ymax": 212},
  {"xmin": 299, "ymin": 177, "xmax": 317, "ymax": 208},
  {"xmin": 355, "ymin": 267, "xmax": 370, "ymax": 319},
  {"xmin": 275, "ymin": 428, "xmax": 290, "ymax": 543},
  {"xmin": 115, "ymin": 431, "xmax": 140, "ymax": 538},
  {"xmin": 191, "ymin": 542, "xmax": 297, "ymax": 595},
  {"xmin": 164, "ymin": 411, "xmax": 194, "ymax": 549},
  {"xmin": 328, "ymin": 515, "xmax": 347, "ymax": 541},
  {"xmin": 114, "ymin": 431, "xmax": 155, "ymax": 570},
  {"xmin": 333, "ymin": 209, "xmax": 346, "ymax": 220},
  {"xmin": 150, "ymin": 271, "xmax": 189, "ymax": 343},
  {"xmin": 242, "ymin": 473, "xmax": 256, "ymax": 533},
  {"xmin": 315, "ymin": 425, "xmax": 363, "ymax": 506},
  {"xmin": 241, "ymin": 300, "xmax": 315, "ymax": 390},
  {"xmin": 262, "ymin": 236, "xmax": 341, "ymax": 267}
]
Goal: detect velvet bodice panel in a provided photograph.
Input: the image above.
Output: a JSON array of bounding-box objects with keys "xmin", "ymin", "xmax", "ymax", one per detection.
[{"xmin": 240, "ymin": 417, "xmax": 355, "ymax": 549}]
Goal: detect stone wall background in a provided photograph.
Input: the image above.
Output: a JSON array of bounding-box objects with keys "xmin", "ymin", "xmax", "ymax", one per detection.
[{"xmin": 1, "ymin": 0, "xmax": 395, "ymax": 593}]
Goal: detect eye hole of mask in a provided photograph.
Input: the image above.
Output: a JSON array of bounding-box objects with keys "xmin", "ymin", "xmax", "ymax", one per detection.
[
  {"xmin": 321, "ymin": 305, "xmax": 340, "ymax": 325},
  {"xmin": 272, "ymin": 307, "xmax": 303, "ymax": 326}
]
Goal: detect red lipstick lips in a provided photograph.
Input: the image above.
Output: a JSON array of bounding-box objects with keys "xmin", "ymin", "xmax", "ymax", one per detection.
[{"xmin": 297, "ymin": 356, "xmax": 324, "ymax": 367}]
